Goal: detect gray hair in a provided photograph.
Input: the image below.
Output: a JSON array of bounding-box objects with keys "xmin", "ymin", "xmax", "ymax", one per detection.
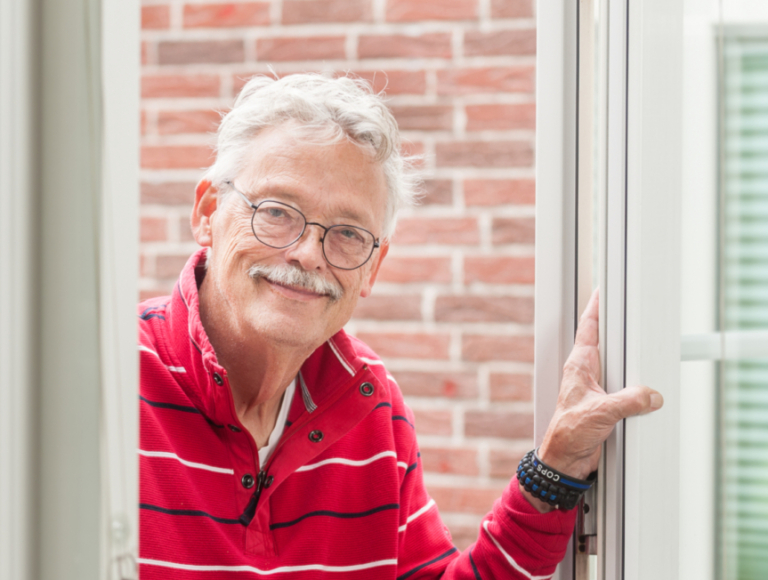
[{"xmin": 203, "ymin": 73, "xmax": 420, "ymax": 240}]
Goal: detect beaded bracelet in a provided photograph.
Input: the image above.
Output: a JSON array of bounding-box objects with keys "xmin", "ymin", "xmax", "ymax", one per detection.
[{"xmin": 516, "ymin": 449, "xmax": 596, "ymax": 511}]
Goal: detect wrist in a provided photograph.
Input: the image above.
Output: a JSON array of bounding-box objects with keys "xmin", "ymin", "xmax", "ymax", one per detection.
[{"xmin": 516, "ymin": 448, "xmax": 596, "ymax": 511}]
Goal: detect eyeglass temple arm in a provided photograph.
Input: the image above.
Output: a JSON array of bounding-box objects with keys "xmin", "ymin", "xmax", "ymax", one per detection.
[{"xmin": 225, "ymin": 181, "xmax": 256, "ymax": 209}]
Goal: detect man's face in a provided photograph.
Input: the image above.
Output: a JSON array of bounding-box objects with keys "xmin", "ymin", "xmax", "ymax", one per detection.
[{"xmin": 192, "ymin": 126, "xmax": 389, "ymax": 351}]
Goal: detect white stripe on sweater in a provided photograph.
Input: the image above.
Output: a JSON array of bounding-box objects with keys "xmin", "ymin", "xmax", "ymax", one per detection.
[
  {"xmin": 138, "ymin": 449, "xmax": 234, "ymax": 475},
  {"xmin": 327, "ymin": 338, "xmax": 355, "ymax": 376},
  {"xmin": 137, "ymin": 557, "xmax": 398, "ymax": 575},
  {"xmin": 138, "ymin": 345, "xmax": 186, "ymax": 373},
  {"xmin": 296, "ymin": 451, "xmax": 398, "ymax": 472},
  {"xmin": 398, "ymin": 499, "xmax": 436, "ymax": 532},
  {"xmin": 482, "ymin": 520, "xmax": 554, "ymax": 580},
  {"xmin": 360, "ymin": 357, "xmax": 384, "ymax": 366}
]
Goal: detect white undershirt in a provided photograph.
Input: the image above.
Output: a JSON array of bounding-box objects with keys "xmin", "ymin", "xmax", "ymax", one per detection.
[{"xmin": 257, "ymin": 377, "xmax": 296, "ymax": 467}]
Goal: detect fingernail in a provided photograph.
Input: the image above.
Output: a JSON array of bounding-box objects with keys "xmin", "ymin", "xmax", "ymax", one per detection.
[{"xmin": 650, "ymin": 393, "xmax": 664, "ymax": 410}]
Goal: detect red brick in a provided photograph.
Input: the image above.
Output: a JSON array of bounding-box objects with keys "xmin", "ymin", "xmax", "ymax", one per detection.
[
  {"xmin": 428, "ymin": 485, "xmax": 506, "ymax": 514},
  {"xmin": 355, "ymin": 332, "xmax": 450, "ymax": 359},
  {"xmin": 466, "ymin": 103, "xmax": 535, "ymax": 131},
  {"xmin": 386, "ymin": 0, "xmax": 477, "ymax": 21},
  {"xmin": 391, "ymin": 105, "xmax": 453, "ymax": 131},
  {"xmin": 492, "ymin": 217, "xmax": 535, "ymax": 244},
  {"xmin": 377, "ymin": 256, "xmax": 452, "ymax": 283},
  {"xmin": 447, "ymin": 523, "xmax": 481, "ymax": 551},
  {"xmin": 158, "ymin": 40, "xmax": 245, "ymax": 65},
  {"xmin": 434, "ymin": 296, "xmax": 533, "ymax": 323},
  {"xmin": 464, "ymin": 256, "xmax": 534, "ymax": 284},
  {"xmin": 179, "ymin": 217, "xmax": 196, "ymax": 242},
  {"xmin": 142, "ymin": 74, "xmax": 220, "ymax": 99},
  {"xmin": 435, "ymin": 141, "xmax": 533, "ymax": 168},
  {"xmin": 350, "ymin": 70, "xmax": 426, "ymax": 95},
  {"xmin": 412, "ymin": 409, "xmax": 452, "ymax": 436},
  {"xmin": 141, "ymin": 216, "xmax": 167, "ymax": 242},
  {"xmin": 393, "ymin": 218, "xmax": 478, "ymax": 245},
  {"xmin": 437, "ymin": 67, "xmax": 534, "ymax": 95},
  {"xmin": 141, "ymin": 145, "xmax": 215, "ymax": 170},
  {"xmin": 257, "ymin": 36, "xmax": 346, "ymax": 62},
  {"xmin": 420, "ymin": 447, "xmax": 478, "ymax": 475},
  {"xmin": 358, "ymin": 33, "xmax": 452, "ymax": 59},
  {"xmin": 142, "ymin": 5, "xmax": 170, "ymax": 29},
  {"xmin": 158, "ymin": 110, "xmax": 222, "ymax": 135},
  {"xmin": 141, "ymin": 41, "xmax": 150, "ymax": 66},
  {"xmin": 464, "ymin": 179, "xmax": 535, "ymax": 206},
  {"xmin": 282, "ymin": 0, "xmax": 372, "ymax": 24},
  {"xmin": 392, "ymin": 371, "xmax": 478, "ymax": 398},
  {"xmin": 155, "ymin": 254, "xmax": 191, "ymax": 279},
  {"xmin": 141, "ymin": 182, "xmax": 197, "ymax": 205},
  {"xmin": 141, "ymin": 110, "xmax": 148, "ymax": 135},
  {"xmin": 351, "ymin": 294, "xmax": 421, "ymax": 320},
  {"xmin": 489, "ymin": 444, "xmax": 535, "ymax": 479},
  {"xmin": 183, "ymin": 3, "xmax": 270, "ymax": 28},
  {"xmin": 491, "ymin": 0, "xmax": 533, "ymax": 18},
  {"xmin": 465, "ymin": 410, "xmax": 533, "ymax": 439},
  {"xmin": 462, "ymin": 334, "xmax": 533, "ymax": 362},
  {"xmin": 140, "ymin": 288, "xmax": 172, "ymax": 302},
  {"xmin": 464, "ymin": 29, "xmax": 536, "ymax": 57},
  {"xmin": 421, "ymin": 180, "xmax": 452, "ymax": 205},
  {"xmin": 490, "ymin": 372, "xmax": 532, "ymax": 401}
]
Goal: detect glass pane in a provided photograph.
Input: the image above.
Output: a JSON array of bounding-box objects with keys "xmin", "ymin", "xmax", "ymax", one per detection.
[
  {"xmin": 680, "ymin": 3, "xmax": 768, "ymax": 578},
  {"xmin": 720, "ymin": 33, "xmax": 768, "ymax": 580}
]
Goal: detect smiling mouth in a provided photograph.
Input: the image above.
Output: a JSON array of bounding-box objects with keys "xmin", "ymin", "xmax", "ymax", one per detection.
[{"xmin": 264, "ymin": 278, "xmax": 326, "ymax": 298}]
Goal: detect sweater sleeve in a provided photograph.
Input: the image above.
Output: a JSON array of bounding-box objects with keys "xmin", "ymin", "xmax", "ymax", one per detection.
[{"xmin": 395, "ymin": 434, "xmax": 577, "ymax": 579}]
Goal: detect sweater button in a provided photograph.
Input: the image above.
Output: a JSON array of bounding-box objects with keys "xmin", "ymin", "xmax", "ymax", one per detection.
[
  {"xmin": 359, "ymin": 382, "xmax": 374, "ymax": 396},
  {"xmin": 241, "ymin": 474, "xmax": 255, "ymax": 489},
  {"xmin": 264, "ymin": 475, "xmax": 274, "ymax": 488},
  {"xmin": 213, "ymin": 372, "xmax": 223, "ymax": 385},
  {"xmin": 308, "ymin": 430, "xmax": 323, "ymax": 443}
]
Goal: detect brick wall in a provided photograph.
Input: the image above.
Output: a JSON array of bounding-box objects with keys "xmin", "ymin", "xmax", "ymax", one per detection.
[{"xmin": 140, "ymin": 0, "xmax": 536, "ymax": 549}]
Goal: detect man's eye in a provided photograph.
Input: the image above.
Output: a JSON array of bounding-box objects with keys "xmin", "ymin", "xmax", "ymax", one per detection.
[
  {"xmin": 267, "ymin": 207, "xmax": 286, "ymax": 218},
  {"xmin": 339, "ymin": 228, "xmax": 363, "ymax": 241}
]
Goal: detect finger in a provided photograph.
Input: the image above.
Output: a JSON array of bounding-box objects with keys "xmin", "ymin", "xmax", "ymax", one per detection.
[
  {"xmin": 603, "ymin": 385, "xmax": 663, "ymax": 422},
  {"xmin": 574, "ymin": 288, "xmax": 600, "ymax": 349}
]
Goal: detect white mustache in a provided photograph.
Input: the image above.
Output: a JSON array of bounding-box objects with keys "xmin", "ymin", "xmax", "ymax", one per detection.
[{"xmin": 248, "ymin": 263, "xmax": 343, "ymax": 302}]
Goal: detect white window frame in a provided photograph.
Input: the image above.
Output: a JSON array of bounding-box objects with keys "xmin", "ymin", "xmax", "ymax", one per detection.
[
  {"xmin": 536, "ymin": 1, "xmax": 683, "ymax": 579},
  {"xmin": 0, "ymin": 0, "xmax": 139, "ymax": 578}
]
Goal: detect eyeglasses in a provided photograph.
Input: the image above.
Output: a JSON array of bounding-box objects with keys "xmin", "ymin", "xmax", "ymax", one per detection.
[{"xmin": 227, "ymin": 181, "xmax": 381, "ymax": 271}]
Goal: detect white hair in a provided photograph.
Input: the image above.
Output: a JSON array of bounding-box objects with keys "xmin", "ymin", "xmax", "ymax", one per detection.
[{"xmin": 203, "ymin": 73, "xmax": 420, "ymax": 240}]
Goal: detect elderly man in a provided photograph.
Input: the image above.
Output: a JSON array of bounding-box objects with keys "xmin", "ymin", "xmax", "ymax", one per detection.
[{"xmin": 138, "ymin": 74, "xmax": 662, "ymax": 579}]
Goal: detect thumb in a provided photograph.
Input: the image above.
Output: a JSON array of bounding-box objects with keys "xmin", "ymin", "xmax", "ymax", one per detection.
[{"xmin": 604, "ymin": 385, "xmax": 664, "ymax": 421}]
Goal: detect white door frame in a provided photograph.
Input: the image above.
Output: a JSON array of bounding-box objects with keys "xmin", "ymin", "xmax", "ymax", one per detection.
[{"xmin": 535, "ymin": 1, "xmax": 684, "ymax": 579}]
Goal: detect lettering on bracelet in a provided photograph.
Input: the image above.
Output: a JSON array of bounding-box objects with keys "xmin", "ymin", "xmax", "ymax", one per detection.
[{"xmin": 536, "ymin": 463, "xmax": 560, "ymax": 482}]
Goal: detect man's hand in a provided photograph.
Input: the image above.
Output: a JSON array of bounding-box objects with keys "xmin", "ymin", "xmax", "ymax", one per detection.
[{"xmin": 522, "ymin": 288, "xmax": 663, "ymax": 513}]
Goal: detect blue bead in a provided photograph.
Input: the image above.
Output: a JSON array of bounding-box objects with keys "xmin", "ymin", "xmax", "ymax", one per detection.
[
  {"xmin": 532, "ymin": 484, "xmax": 538, "ymax": 491},
  {"xmin": 550, "ymin": 495, "xmax": 557, "ymax": 501},
  {"xmin": 525, "ymin": 477, "xmax": 531, "ymax": 485},
  {"xmin": 540, "ymin": 490, "xmax": 547, "ymax": 497}
]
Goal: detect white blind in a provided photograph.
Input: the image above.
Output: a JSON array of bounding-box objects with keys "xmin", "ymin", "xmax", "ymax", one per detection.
[{"xmin": 721, "ymin": 34, "xmax": 768, "ymax": 580}]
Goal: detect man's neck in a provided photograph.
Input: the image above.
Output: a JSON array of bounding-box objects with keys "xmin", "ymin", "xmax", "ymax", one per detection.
[{"xmin": 198, "ymin": 276, "xmax": 312, "ymax": 448}]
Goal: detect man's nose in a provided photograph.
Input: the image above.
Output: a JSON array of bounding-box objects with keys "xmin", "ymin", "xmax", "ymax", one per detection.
[{"xmin": 283, "ymin": 224, "xmax": 326, "ymax": 271}]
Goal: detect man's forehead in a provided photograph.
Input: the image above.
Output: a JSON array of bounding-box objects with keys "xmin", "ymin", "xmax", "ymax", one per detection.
[{"xmin": 236, "ymin": 128, "xmax": 388, "ymax": 228}]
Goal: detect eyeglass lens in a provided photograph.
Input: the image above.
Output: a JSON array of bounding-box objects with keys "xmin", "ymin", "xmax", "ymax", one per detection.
[{"xmin": 252, "ymin": 201, "xmax": 375, "ymax": 269}]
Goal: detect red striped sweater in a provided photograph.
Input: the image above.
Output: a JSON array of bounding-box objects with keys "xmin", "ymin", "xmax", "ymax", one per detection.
[{"xmin": 139, "ymin": 250, "xmax": 576, "ymax": 579}]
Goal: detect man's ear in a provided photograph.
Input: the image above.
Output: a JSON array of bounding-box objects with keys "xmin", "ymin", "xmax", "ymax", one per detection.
[
  {"xmin": 360, "ymin": 241, "xmax": 389, "ymax": 298},
  {"xmin": 191, "ymin": 180, "xmax": 218, "ymax": 247}
]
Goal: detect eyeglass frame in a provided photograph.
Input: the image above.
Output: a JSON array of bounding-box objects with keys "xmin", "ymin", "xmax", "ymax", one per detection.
[{"xmin": 225, "ymin": 180, "xmax": 381, "ymax": 271}]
